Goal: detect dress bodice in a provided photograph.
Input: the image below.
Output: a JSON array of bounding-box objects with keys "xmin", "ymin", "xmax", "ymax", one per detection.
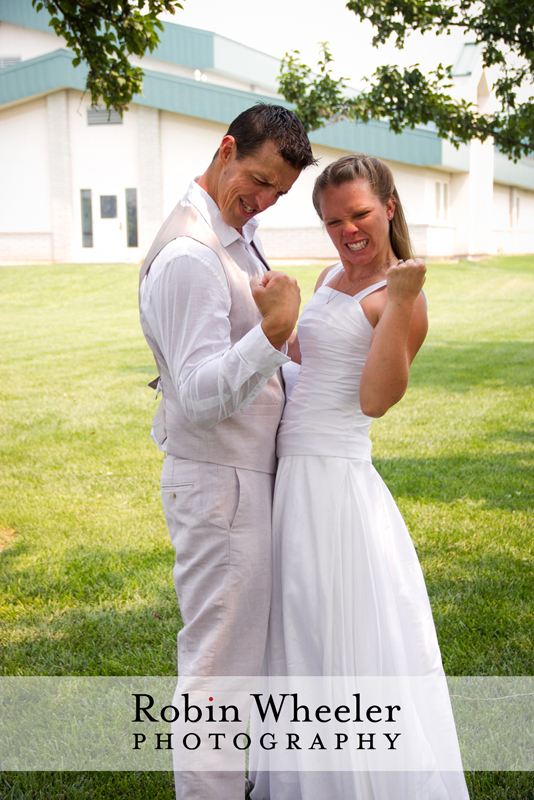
[{"xmin": 277, "ymin": 267, "xmax": 387, "ymax": 461}]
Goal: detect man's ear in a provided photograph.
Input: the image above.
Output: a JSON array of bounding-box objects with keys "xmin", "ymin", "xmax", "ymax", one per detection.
[{"xmin": 219, "ymin": 135, "xmax": 237, "ymax": 167}]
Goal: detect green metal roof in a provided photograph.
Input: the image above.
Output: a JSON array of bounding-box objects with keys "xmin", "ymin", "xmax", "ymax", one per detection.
[
  {"xmin": 0, "ymin": 49, "xmax": 87, "ymax": 103},
  {"xmin": 0, "ymin": 0, "xmax": 213, "ymax": 69},
  {"xmin": 308, "ymin": 118, "xmax": 442, "ymax": 167},
  {"xmin": 5, "ymin": 0, "xmax": 529, "ymax": 179},
  {"xmin": 0, "ymin": 0, "xmax": 471, "ymax": 170},
  {"xmin": 0, "ymin": 48, "xmax": 469, "ymax": 170},
  {"xmin": 139, "ymin": 21, "xmax": 213, "ymax": 70},
  {"xmin": 0, "ymin": 0, "xmax": 52, "ymax": 34},
  {"xmin": 494, "ymin": 151, "xmax": 534, "ymax": 191},
  {"xmin": 0, "ymin": 0, "xmax": 278, "ymax": 85},
  {"xmin": 0, "ymin": 48, "xmax": 281, "ymax": 122},
  {"xmin": 139, "ymin": 66, "xmax": 282, "ymax": 123}
]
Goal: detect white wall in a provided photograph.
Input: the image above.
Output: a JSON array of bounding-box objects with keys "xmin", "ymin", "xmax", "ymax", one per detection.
[
  {"xmin": 406, "ymin": 167, "xmax": 455, "ymax": 257},
  {"xmin": 492, "ymin": 183, "xmax": 534, "ymax": 254},
  {"xmin": 0, "ymin": 96, "xmax": 53, "ymax": 262},
  {"xmin": 4, "ymin": 84, "xmax": 534, "ymax": 263},
  {"xmin": 157, "ymin": 113, "xmax": 337, "ymax": 259},
  {"xmin": 0, "ymin": 97, "xmax": 50, "ymax": 232},
  {"xmin": 260, "ymin": 152, "xmax": 458, "ymax": 260},
  {"xmin": 160, "ymin": 111, "xmax": 223, "ymax": 215},
  {"xmin": 0, "ymin": 21, "xmax": 62, "ymax": 61}
]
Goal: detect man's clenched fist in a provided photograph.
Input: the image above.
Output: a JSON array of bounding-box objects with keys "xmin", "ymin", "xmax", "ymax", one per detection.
[{"xmin": 251, "ymin": 271, "xmax": 301, "ymax": 350}]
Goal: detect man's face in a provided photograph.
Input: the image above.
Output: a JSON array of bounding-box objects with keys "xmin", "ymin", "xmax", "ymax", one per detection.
[{"xmin": 214, "ymin": 136, "xmax": 301, "ymax": 231}]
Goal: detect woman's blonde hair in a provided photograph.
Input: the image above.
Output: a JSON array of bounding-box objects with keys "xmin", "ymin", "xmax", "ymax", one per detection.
[{"xmin": 312, "ymin": 154, "xmax": 414, "ymax": 262}]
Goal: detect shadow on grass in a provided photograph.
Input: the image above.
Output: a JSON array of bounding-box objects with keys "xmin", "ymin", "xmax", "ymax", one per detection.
[
  {"xmin": 3, "ymin": 540, "xmax": 532, "ymax": 676},
  {"xmin": 1, "ymin": 540, "xmax": 180, "ymax": 676},
  {"xmin": 0, "ymin": 597, "xmax": 180, "ymax": 677},
  {"xmin": 410, "ymin": 341, "xmax": 534, "ymax": 390},
  {"xmin": 375, "ymin": 451, "xmax": 533, "ymax": 512},
  {"xmin": 423, "ymin": 550, "xmax": 534, "ymax": 674},
  {"xmin": 2, "ymin": 538, "xmax": 172, "ymax": 599}
]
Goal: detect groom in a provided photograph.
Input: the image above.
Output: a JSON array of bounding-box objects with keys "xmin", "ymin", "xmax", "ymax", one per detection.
[{"xmin": 139, "ymin": 104, "xmax": 315, "ymax": 799}]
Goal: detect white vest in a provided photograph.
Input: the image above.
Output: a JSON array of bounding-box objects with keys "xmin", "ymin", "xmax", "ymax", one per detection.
[{"xmin": 139, "ymin": 200, "xmax": 284, "ymax": 474}]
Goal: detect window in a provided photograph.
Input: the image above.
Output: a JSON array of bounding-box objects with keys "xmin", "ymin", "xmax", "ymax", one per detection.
[
  {"xmin": 0, "ymin": 56, "xmax": 21, "ymax": 68},
  {"xmin": 126, "ymin": 189, "xmax": 138, "ymax": 247},
  {"xmin": 80, "ymin": 190, "xmax": 93, "ymax": 248},
  {"xmin": 435, "ymin": 181, "xmax": 449, "ymax": 221},
  {"xmin": 87, "ymin": 106, "xmax": 122, "ymax": 125},
  {"xmin": 100, "ymin": 195, "xmax": 117, "ymax": 219}
]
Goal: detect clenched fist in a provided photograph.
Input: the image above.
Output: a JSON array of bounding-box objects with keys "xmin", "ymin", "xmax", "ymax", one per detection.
[
  {"xmin": 386, "ymin": 258, "xmax": 426, "ymax": 304},
  {"xmin": 250, "ymin": 271, "xmax": 301, "ymax": 350}
]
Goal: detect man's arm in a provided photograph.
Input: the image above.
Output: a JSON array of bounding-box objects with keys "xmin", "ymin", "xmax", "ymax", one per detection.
[{"xmin": 141, "ymin": 239, "xmax": 291, "ymax": 430}]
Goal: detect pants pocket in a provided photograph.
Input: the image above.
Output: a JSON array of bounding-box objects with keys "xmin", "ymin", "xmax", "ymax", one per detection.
[
  {"xmin": 161, "ymin": 482, "xmax": 194, "ymax": 493},
  {"xmin": 216, "ymin": 464, "xmax": 241, "ymax": 531}
]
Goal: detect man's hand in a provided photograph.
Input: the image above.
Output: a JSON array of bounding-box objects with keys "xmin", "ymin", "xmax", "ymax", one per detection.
[{"xmin": 250, "ymin": 271, "xmax": 301, "ymax": 350}]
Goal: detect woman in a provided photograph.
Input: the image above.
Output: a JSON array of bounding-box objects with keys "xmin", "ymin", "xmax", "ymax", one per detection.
[{"xmin": 250, "ymin": 155, "xmax": 469, "ymax": 799}]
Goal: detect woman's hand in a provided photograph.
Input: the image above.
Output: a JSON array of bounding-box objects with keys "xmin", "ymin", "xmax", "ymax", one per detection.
[
  {"xmin": 386, "ymin": 258, "xmax": 426, "ymax": 304},
  {"xmin": 287, "ymin": 330, "xmax": 302, "ymax": 364}
]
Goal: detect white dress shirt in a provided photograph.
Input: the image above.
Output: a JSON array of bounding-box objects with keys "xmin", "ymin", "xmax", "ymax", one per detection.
[{"xmin": 139, "ymin": 180, "xmax": 289, "ymax": 444}]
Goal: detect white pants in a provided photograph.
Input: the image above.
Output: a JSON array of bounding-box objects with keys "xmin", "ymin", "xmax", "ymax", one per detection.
[{"xmin": 161, "ymin": 456, "xmax": 274, "ymax": 799}]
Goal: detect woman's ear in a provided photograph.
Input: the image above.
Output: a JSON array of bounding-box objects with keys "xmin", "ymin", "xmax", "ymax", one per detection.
[{"xmin": 386, "ymin": 195, "xmax": 396, "ymax": 221}]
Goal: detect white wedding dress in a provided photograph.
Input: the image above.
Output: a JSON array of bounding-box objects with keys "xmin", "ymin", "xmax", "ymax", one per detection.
[{"xmin": 250, "ymin": 267, "xmax": 469, "ymax": 800}]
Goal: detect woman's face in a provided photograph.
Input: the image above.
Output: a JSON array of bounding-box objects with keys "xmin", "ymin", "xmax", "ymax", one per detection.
[{"xmin": 319, "ymin": 179, "xmax": 396, "ymax": 269}]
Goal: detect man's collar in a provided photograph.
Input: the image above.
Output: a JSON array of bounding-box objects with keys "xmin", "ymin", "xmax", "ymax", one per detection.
[{"xmin": 185, "ymin": 179, "xmax": 260, "ymax": 246}]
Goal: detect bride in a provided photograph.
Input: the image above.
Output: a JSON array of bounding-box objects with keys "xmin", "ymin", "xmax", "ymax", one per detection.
[{"xmin": 249, "ymin": 155, "xmax": 469, "ymax": 799}]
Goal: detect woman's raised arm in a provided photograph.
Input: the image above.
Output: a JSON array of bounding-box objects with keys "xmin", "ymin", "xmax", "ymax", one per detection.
[{"xmin": 359, "ymin": 258, "xmax": 428, "ymax": 418}]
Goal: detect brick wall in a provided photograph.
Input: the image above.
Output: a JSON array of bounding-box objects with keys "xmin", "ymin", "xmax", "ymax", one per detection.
[{"xmin": 0, "ymin": 232, "xmax": 53, "ymax": 263}]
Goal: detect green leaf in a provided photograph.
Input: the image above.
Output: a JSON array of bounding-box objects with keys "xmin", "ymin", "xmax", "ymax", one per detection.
[
  {"xmin": 32, "ymin": 0, "xmax": 185, "ymax": 114},
  {"xmin": 278, "ymin": 3, "xmax": 534, "ymax": 160}
]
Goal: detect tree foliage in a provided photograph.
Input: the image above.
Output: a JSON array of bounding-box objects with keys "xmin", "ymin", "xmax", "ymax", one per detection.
[
  {"xmin": 32, "ymin": 0, "xmax": 184, "ymax": 113},
  {"xmin": 279, "ymin": 0, "xmax": 534, "ymax": 161}
]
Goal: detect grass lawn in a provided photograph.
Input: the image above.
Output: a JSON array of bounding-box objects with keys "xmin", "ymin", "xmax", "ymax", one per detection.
[{"xmin": 1, "ymin": 256, "xmax": 533, "ymax": 798}]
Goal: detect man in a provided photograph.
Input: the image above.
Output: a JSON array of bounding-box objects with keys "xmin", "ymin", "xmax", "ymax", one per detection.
[{"xmin": 139, "ymin": 103, "xmax": 316, "ymax": 799}]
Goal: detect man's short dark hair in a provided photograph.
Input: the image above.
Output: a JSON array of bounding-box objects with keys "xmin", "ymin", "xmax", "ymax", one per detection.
[{"xmin": 225, "ymin": 104, "xmax": 316, "ymax": 171}]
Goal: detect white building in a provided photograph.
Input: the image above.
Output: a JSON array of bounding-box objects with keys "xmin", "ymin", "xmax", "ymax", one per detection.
[{"xmin": 1, "ymin": 0, "xmax": 534, "ymax": 264}]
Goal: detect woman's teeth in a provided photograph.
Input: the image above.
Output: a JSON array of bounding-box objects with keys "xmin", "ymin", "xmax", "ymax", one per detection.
[{"xmin": 347, "ymin": 240, "xmax": 368, "ymax": 251}]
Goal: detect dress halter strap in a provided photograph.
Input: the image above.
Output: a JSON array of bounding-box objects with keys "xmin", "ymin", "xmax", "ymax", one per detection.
[
  {"xmin": 321, "ymin": 262, "xmax": 344, "ymax": 285},
  {"xmin": 328, "ymin": 262, "xmax": 344, "ymax": 277},
  {"xmin": 353, "ymin": 279, "xmax": 388, "ymax": 303}
]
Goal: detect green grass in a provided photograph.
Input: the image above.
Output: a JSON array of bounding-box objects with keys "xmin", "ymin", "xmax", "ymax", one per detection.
[
  {"xmin": 1, "ymin": 264, "xmax": 175, "ymax": 678},
  {"xmin": 0, "ymin": 772, "xmax": 175, "ymax": 800},
  {"xmin": 370, "ymin": 258, "xmax": 534, "ymax": 678},
  {"xmin": 1, "ymin": 256, "xmax": 533, "ymax": 798}
]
